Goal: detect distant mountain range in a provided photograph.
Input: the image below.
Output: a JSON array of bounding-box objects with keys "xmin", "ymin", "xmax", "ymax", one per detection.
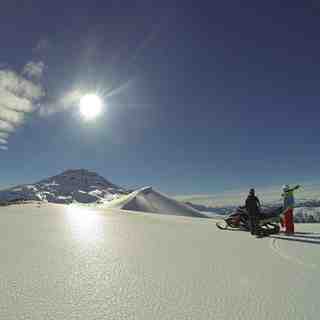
[
  {"xmin": 0, "ymin": 169, "xmax": 127, "ymax": 204},
  {"xmin": 185, "ymin": 201, "xmax": 320, "ymax": 222}
]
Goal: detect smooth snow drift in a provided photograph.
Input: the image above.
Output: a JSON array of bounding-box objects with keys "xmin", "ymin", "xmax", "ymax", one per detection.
[
  {"xmin": 0, "ymin": 204, "xmax": 319, "ymax": 319},
  {"xmin": 106, "ymin": 186, "xmax": 207, "ymax": 218}
]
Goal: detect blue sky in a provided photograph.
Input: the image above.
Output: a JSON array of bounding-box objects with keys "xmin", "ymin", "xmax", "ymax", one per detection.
[{"xmin": 1, "ymin": 1, "xmax": 320, "ymax": 195}]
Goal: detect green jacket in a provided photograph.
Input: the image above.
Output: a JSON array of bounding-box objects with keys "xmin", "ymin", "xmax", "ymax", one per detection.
[{"xmin": 282, "ymin": 185, "xmax": 300, "ymax": 210}]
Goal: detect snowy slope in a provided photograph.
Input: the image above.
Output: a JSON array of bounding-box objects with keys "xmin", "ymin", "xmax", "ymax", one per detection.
[
  {"xmin": 0, "ymin": 169, "xmax": 127, "ymax": 204},
  {"xmin": 106, "ymin": 186, "xmax": 208, "ymax": 218},
  {"xmin": 0, "ymin": 203, "xmax": 319, "ymax": 319}
]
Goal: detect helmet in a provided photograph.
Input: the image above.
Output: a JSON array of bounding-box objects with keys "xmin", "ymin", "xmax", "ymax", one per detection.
[
  {"xmin": 249, "ymin": 188, "xmax": 255, "ymax": 195},
  {"xmin": 282, "ymin": 185, "xmax": 290, "ymax": 192}
]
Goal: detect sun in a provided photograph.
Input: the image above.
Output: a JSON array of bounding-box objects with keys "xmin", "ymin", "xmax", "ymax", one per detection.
[{"xmin": 79, "ymin": 94, "xmax": 103, "ymax": 120}]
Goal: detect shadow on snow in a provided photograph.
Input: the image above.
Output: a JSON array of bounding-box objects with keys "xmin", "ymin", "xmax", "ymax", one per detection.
[
  {"xmin": 218, "ymin": 228, "xmax": 320, "ymax": 245},
  {"xmin": 270, "ymin": 233, "xmax": 320, "ymax": 245}
]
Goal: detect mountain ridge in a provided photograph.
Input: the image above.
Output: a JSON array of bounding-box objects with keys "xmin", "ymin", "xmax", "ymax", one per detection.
[{"xmin": 0, "ymin": 169, "xmax": 127, "ymax": 204}]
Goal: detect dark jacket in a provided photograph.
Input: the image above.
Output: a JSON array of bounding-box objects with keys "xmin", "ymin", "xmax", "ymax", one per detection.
[{"xmin": 245, "ymin": 195, "xmax": 261, "ymax": 216}]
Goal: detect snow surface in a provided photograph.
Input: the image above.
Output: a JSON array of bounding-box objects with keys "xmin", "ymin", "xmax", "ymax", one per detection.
[
  {"xmin": 0, "ymin": 203, "xmax": 319, "ymax": 319},
  {"xmin": 106, "ymin": 186, "xmax": 207, "ymax": 218}
]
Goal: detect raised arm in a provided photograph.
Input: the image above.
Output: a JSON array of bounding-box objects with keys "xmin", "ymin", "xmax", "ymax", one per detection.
[{"xmin": 290, "ymin": 185, "xmax": 301, "ymax": 192}]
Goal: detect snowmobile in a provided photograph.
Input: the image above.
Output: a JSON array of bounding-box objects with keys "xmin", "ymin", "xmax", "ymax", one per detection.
[{"xmin": 216, "ymin": 206, "xmax": 282, "ymax": 235}]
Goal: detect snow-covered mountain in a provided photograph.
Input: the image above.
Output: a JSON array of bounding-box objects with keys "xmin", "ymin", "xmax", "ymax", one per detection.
[{"xmin": 0, "ymin": 169, "xmax": 127, "ymax": 204}]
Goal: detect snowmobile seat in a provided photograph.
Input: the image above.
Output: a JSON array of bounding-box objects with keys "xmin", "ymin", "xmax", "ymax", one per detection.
[{"xmin": 259, "ymin": 207, "xmax": 282, "ymax": 220}]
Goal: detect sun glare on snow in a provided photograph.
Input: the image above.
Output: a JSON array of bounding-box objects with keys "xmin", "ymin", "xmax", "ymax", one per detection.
[
  {"xmin": 79, "ymin": 94, "xmax": 103, "ymax": 120},
  {"xmin": 66, "ymin": 206, "xmax": 104, "ymax": 242}
]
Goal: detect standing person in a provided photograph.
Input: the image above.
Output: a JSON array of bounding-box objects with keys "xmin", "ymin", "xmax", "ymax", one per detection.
[
  {"xmin": 245, "ymin": 188, "xmax": 261, "ymax": 235},
  {"xmin": 282, "ymin": 185, "xmax": 300, "ymax": 234}
]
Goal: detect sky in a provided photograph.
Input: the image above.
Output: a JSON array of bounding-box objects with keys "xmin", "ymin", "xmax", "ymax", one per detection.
[
  {"xmin": 1, "ymin": 0, "xmax": 320, "ymax": 195},
  {"xmin": 177, "ymin": 182, "xmax": 320, "ymax": 207}
]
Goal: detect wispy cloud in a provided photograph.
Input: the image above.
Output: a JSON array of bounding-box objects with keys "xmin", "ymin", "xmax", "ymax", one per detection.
[
  {"xmin": 0, "ymin": 131, "xmax": 9, "ymax": 139},
  {"xmin": 0, "ymin": 145, "xmax": 8, "ymax": 151},
  {"xmin": 0, "ymin": 120, "xmax": 15, "ymax": 132},
  {"xmin": 0, "ymin": 107, "xmax": 24, "ymax": 124},
  {"xmin": 38, "ymin": 89, "xmax": 82, "ymax": 116},
  {"xmin": 23, "ymin": 61, "xmax": 45, "ymax": 80},
  {"xmin": 0, "ymin": 62, "xmax": 45, "ymax": 150},
  {"xmin": 33, "ymin": 38, "xmax": 50, "ymax": 53}
]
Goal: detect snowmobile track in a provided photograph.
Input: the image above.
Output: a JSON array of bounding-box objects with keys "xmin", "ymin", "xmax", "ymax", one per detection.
[{"xmin": 269, "ymin": 238, "xmax": 317, "ymax": 270}]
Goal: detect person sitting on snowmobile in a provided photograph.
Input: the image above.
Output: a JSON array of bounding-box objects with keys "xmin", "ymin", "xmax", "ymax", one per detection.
[{"xmin": 245, "ymin": 188, "xmax": 261, "ymax": 235}]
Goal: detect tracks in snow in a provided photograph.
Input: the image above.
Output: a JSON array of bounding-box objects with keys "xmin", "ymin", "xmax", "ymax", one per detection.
[{"xmin": 269, "ymin": 238, "xmax": 318, "ymax": 270}]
